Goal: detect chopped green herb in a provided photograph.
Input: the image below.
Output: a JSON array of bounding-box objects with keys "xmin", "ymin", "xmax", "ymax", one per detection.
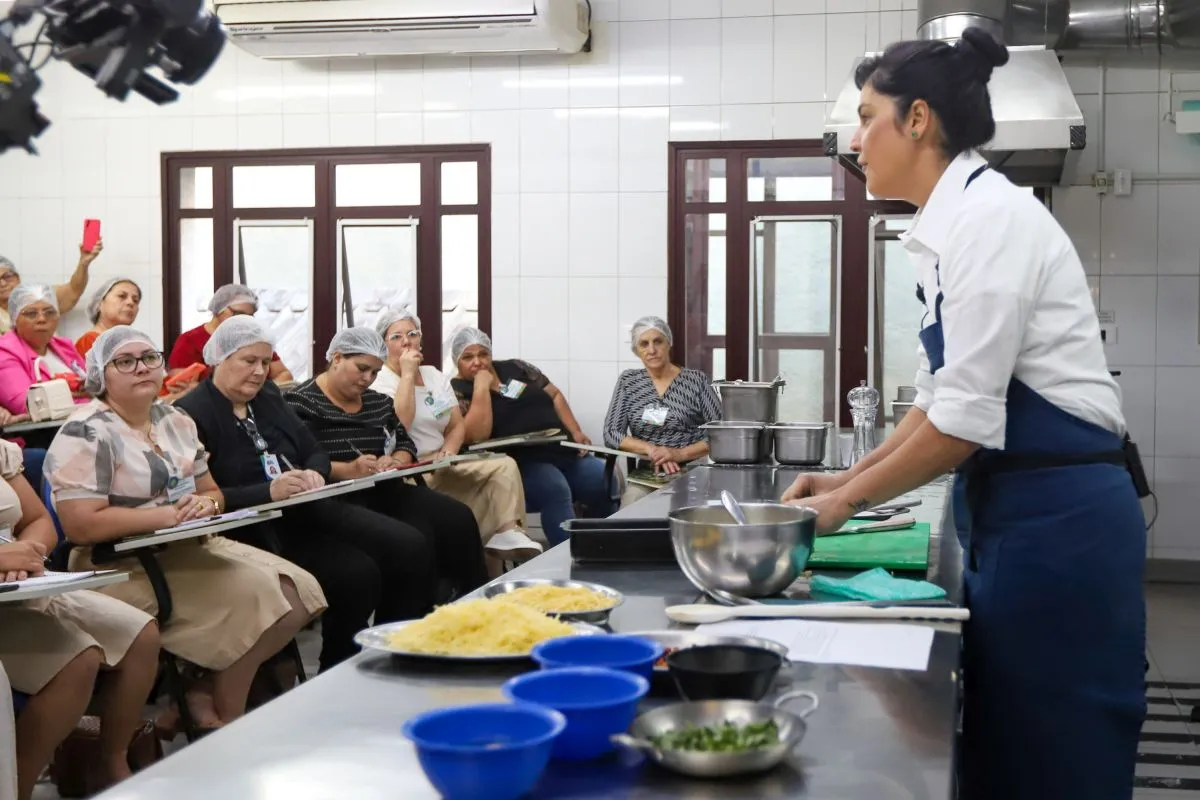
[{"xmin": 649, "ymin": 719, "xmax": 780, "ymax": 753}]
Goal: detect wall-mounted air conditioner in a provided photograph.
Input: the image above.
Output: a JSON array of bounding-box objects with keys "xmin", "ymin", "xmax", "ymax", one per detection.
[{"xmin": 209, "ymin": 0, "xmax": 590, "ymax": 59}]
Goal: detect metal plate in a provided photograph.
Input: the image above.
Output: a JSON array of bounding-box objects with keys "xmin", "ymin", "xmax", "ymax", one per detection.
[
  {"xmin": 482, "ymin": 578, "xmax": 624, "ymax": 624},
  {"xmin": 353, "ymin": 619, "xmax": 604, "ymax": 662},
  {"xmin": 631, "ymin": 630, "xmax": 790, "ymax": 674}
]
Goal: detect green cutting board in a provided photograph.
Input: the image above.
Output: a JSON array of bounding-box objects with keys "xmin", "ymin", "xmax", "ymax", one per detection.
[{"xmin": 806, "ymin": 522, "xmax": 932, "ymax": 571}]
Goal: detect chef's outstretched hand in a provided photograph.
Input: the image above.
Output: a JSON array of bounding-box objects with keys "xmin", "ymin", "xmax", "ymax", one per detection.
[
  {"xmin": 799, "ymin": 493, "xmax": 854, "ymax": 536},
  {"xmin": 781, "ymin": 472, "xmax": 847, "ymax": 504}
]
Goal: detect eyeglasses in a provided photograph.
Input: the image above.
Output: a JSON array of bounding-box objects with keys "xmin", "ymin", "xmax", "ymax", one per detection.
[
  {"xmin": 387, "ymin": 330, "xmax": 422, "ymax": 342},
  {"xmin": 0, "ymin": 273, "xmax": 19, "ymax": 285},
  {"xmin": 18, "ymin": 308, "xmax": 59, "ymax": 322},
  {"xmin": 109, "ymin": 352, "xmax": 165, "ymax": 373}
]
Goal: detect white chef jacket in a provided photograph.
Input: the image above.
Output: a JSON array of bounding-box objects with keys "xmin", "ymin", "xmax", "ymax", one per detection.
[{"xmin": 903, "ymin": 150, "xmax": 1125, "ymax": 451}]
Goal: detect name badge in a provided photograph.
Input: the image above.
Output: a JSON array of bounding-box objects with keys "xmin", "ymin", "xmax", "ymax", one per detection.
[
  {"xmin": 166, "ymin": 474, "xmax": 197, "ymax": 503},
  {"xmin": 424, "ymin": 392, "xmax": 456, "ymax": 419},
  {"xmin": 641, "ymin": 405, "xmax": 669, "ymax": 426},
  {"xmin": 500, "ymin": 379, "xmax": 526, "ymax": 400},
  {"xmin": 383, "ymin": 427, "xmax": 398, "ymax": 456},
  {"xmin": 261, "ymin": 453, "xmax": 282, "ymax": 480}
]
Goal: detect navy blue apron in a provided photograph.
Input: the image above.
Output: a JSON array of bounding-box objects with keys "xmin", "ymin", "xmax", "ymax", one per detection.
[{"xmin": 919, "ymin": 166, "xmax": 1146, "ymax": 799}]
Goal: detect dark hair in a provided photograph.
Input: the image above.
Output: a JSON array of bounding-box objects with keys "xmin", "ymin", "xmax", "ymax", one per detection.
[{"xmin": 854, "ymin": 27, "xmax": 1009, "ymax": 157}]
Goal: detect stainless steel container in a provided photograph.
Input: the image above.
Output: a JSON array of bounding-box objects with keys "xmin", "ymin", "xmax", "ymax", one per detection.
[
  {"xmin": 668, "ymin": 502, "xmax": 817, "ymax": 598},
  {"xmin": 713, "ymin": 380, "xmax": 784, "ymax": 424},
  {"xmin": 769, "ymin": 423, "xmax": 828, "ymax": 466},
  {"xmin": 614, "ymin": 690, "xmax": 819, "ymax": 778},
  {"xmin": 892, "ymin": 401, "xmax": 914, "ymax": 427},
  {"xmin": 701, "ymin": 421, "xmax": 768, "ymax": 464},
  {"xmin": 481, "ymin": 578, "xmax": 624, "ymax": 625},
  {"xmin": 895, "ymin": 385, "xmax": 917, "ymax": 402}
]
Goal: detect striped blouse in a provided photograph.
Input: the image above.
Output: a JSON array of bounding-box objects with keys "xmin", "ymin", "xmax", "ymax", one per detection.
[{"xmin": 602, "ymin": 367, "xmax": 722, "ymax": 450}]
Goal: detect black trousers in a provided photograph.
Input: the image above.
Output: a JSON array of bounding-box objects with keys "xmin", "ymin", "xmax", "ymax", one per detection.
[
  {"xmin": 354, "ymin": 480, "xmax": 489, "ymax": 602},
  {"xmin": 231, "ymin": 498, "xmax": 436, "ymax": 672}
]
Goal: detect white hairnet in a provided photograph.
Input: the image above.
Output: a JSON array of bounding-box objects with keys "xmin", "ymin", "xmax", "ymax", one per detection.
[
  {"xmin": 374, "ymin": 307, "xmax": 421, "ymax": 338},
  {"xmin": 326, "ymin": 327, "xmax": 386, "ymax": 362},
  {"xmin": 84, "ymin": 325, "xmax": 158, "ymax": 395},
  {"xmin": 630, "ymin": 315, "xmax": 673, "ymax": 354},
  {"xmin": 8, "ymin": 284, "xmax": 57, "ymax": 321},
  {"xmin": 207, "ymin": 284, "xmax": 258, "ymax": 315},
  {"xmin": 450, "ymin": 327, "xmax": 492, "ymax": 363},
  {"xmin": 87, "ymin": 277, "xmax": 141, "ymax": 324},
  {"xmin": 0, "ymin": 256, "xmax": 15, "ymax": 277},
  {"xmin": 203, "ymin": 315, "xmax": 277, "ymax": 367}
]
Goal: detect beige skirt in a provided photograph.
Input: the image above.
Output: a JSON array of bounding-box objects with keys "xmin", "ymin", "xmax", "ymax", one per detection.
[
  {"xmin": 424, "ymin": 456, "xmax": 527, "ymax": 540},
  {"xmin": 70, "ymin": 536, "xmax": 327, "ymax": 672},
  {"xmin": 0, "ymin": 590, "xmax": 155, "ymax": 694}
]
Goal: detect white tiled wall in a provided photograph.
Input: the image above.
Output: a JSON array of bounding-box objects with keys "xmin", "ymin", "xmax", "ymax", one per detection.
[
  {"xmin": 1053, "ymin": 64, "xmax": 1200, "ymax": 560},
  {"xmin": 5, "ymin": 1, "xmax": 1200, "ymax": 557},
  {"xmin": 0, "ymin": 1, "xmax": 918, "ymax": 448}
]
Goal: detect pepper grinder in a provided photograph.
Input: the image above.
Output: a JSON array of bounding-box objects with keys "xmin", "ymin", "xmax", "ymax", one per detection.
[{"xmin": 847, "ymin": 380, "xmax": 880, "ymax": 467}]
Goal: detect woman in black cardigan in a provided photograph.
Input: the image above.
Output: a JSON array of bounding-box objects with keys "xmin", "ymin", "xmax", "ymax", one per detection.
[{"xmin": 174, "ymin": 317, "xmax": 438, "ymax": 672}]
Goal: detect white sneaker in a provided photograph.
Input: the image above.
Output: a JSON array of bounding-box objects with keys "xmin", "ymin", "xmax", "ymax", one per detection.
[{"xmin": 486, "ymin": 528, "xmax": 544, "ymax": 561}]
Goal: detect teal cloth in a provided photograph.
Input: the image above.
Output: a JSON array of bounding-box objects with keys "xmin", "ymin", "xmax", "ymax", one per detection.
[{"xmin": 809, "ymin": 567, "xmax": 947, "ymax": 602}]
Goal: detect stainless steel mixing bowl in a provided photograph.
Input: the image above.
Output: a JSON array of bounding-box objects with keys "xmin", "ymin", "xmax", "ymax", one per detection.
[{"xmin": 668, "ymin": 503, "xmax": 817, "ymax": 599}]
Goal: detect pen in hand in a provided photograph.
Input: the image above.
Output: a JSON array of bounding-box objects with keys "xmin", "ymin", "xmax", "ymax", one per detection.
[{"xmin": 279, "ymin": 454, "xmax": 297, "ymax": 471}]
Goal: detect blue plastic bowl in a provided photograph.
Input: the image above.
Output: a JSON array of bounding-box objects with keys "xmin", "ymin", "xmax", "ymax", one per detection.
[
  {"xmin": 531, "ymin": 634, "xmax": 664, "ymax": 680},
  {"xmin": 401, "ymin": 702, "xmax": 566, "ymax": 800},
  {"xmin": 502, "ymin": 667, "xmax": 649, "ymax": 761}
]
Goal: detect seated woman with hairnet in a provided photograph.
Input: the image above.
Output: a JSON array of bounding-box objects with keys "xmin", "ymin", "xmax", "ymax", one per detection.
[
  {"xmin": 604, "ymin": 316, "xmax": 722, "ymax": 506},
  {"xmin": 370, "ymin": 309, "xmax": 542, "ymax": 566},
  {"xmin": 45, "ymin": 326, "xmax": 327, "ymax": 732},
  {"xmin": 167, "ymin": 284, "xmax": 293, "ymax": 385},
  {"xmin": 0, "ymin": 441, "xmax": 159, "ymax": 799},
  {"xmin": 74, "ymin": 278, "xmax": 141, "ymax": 358},
  {"xmin": 286, "ymin": 328, "xmax": 489, "ymax": 600},
  {"xmin": 176, "ymin": 317, "xmax": 439, "ymax": 671},
  {"xmin": 449, "ymin": 327, "xmax": 616, "ymax": 547},
  {"xmin": 0, "ymin": 285, "xmax": 88, "ymax": 419}
]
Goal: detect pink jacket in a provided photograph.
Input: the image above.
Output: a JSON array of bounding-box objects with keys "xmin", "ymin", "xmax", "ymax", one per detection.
[{"xmin": 0, "ymin": 330, "xmax": 87, "ymax": 414}]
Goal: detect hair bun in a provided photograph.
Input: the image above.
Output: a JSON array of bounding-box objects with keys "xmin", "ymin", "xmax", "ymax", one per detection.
[{"xmin": 956, "ymin": 27, "xmax": 1009, "ymax": 80}]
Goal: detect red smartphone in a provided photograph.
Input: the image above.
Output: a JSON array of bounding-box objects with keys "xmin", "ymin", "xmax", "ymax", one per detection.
[{"xmin": 82, "ymin": 219, "xmax": 101, "ymax": 251}]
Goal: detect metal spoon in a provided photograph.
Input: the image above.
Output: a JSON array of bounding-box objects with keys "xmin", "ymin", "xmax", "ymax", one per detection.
[
  {"xmin": 720, "ymin": 490, "xmax": 748, "ymax": 525},
  {"xmin": 664, "ymin": 603, "xmax": 970, "ymax": 625}
]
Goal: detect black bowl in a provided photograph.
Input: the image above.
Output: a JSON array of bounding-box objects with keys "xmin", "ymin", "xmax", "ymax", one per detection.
[{"xmin": 665, "ymin": 644, "xmax": 784, "ymax": 701}]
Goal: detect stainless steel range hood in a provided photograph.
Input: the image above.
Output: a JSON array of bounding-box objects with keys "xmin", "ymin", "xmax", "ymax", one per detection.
[
  {"xmin": 823, "ymin": 0, "xmax": 1200, "ymax": 188},
  {"xmin": 823, "ymin": 45, "xmax": 1086, "ymax": 187}
]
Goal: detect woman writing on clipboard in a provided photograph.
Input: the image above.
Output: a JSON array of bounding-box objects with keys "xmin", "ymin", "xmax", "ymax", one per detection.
[{"xmin": 782, "ymin": 30, "xmax": 1146, "ymax": 799}]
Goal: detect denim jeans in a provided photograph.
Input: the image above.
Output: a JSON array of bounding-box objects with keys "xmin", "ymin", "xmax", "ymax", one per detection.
[{"xmin": 519, "ymin": 456, "xmax": 616, "ymax": 547}]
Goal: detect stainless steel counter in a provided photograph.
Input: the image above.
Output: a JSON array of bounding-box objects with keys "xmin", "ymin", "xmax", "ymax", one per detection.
[{"xmin": 96, "ymin": 467, "xmax": 963, "ymax": 800}]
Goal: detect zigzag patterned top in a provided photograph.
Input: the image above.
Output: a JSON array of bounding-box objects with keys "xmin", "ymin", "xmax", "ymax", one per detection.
[{"xmin": 602, "ymin": 367, "xmax": 721, "ymax": 450}]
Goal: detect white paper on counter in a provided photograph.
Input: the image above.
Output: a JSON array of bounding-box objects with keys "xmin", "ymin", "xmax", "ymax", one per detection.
[{"xmin": 694, "ymin": 619, "xmax": 935, "ymax": 672}]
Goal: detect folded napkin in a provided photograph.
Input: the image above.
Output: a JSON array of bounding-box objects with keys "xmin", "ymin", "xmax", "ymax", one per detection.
[{"xmin": 809, "ymin": 567, "xmax": 946, "ymax": 602}]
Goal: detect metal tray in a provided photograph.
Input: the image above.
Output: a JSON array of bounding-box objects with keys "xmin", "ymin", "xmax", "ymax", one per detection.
[
  {"xmin": 353, "ymin": 619, "xmax": 603, "ymax": 662},
  {"xmin": 630, "ymin": 629, "xmax": 790, "ymax": 674},
  {"xmin": 482, "ymin": 578, "xmax": 624, "ymax": 624}
]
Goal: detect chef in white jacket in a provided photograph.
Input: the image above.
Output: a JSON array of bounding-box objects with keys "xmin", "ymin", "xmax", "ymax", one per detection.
[{"xmin": 782, "ymin": 28, "xmax": 1146, "ymax": 800}]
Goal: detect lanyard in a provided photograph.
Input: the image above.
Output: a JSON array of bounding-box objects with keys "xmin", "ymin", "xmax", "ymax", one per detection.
[{"xmin": 236, "ymin": 407, "xmax": 270, "ymax": 454}]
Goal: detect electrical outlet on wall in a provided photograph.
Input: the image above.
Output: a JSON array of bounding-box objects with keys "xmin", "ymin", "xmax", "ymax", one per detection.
[{"xmin": 1100, "ymin": 324, "xmax": 1118, "ymax": 345}]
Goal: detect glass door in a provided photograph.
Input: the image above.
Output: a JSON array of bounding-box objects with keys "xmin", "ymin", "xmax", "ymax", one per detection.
[
  {"xmin": 750, "ymin": 215, "xmax": 842, "ymax": 423},
  {"xmin": 233, "ymin": 218, "xmax": 315, "ymax": 381},
  {"xmin": 867, "ymin": 214, "xmax": 921, "ymax": 416},
  {"xmin": 335, "ymin": 218, "xmax": 420, "ymax": 333}
]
